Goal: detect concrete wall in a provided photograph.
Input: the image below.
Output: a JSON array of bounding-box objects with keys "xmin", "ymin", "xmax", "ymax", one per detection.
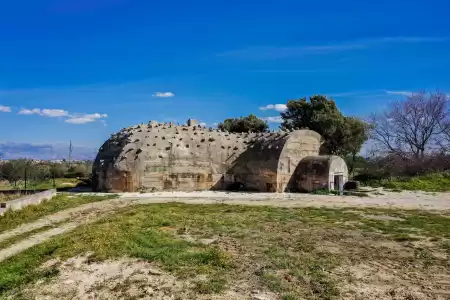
[
  {"xmin": 277, "ymin": 130, "xmax": 323, "ymax": 192},
  {"xmin": 288, "ymin": 156, "xmax": 348, "ymax": 192},
  {"xmin": 0, "ymin": 189, "xmax": 57, "ymax": 216},
  {"xmin": 328, "ymin": 156, "xmax": 349, "ymax": 190},
  {"xmin": 93, "ymin": 120, "xmax": 323, "ymax": 193}
]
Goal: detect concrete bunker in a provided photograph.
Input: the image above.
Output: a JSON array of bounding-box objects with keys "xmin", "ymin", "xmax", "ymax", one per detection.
[
  {"xmin": 287, "ymin": 156, "xmax": 348, "ymax": 192},
  {"xmin": 92, "ymin": 120, "xmax": 348, "ymax": 193}
]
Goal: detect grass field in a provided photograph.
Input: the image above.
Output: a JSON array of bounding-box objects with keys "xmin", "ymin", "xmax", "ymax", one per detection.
[
  {"xmin": 383, "ymin": 173, "xmax": 450, "ymax": 192},
  {"xmin": 0, "ymin": 178, "xmax": 82, "ymax": 191},
  {"xmin": 0, "ymin": 193, "xmax": 115, "ymax": 233},
  {"xmin": 363, "ymin": 173, "xmax": 450, "ymax": 192},
  {"xmin": 1, "ymin": 203, "xmax": 449, "ymax": 299}
]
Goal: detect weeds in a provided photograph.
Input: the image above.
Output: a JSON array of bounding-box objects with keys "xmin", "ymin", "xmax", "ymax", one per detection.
[
  {"xmin": 391, "ymin": 233, "xmax": 420, "ymax": 242},
  {"xmin": 0, "ymin": 193, "xmax": 24, "ymax": 202},
  {"xmin": 193, "ymin": 275, "xmax": 227, "ymax": 294},
  {"xmin": 370, "ymin": 173, "xmax": 450, "ymax": 192}
]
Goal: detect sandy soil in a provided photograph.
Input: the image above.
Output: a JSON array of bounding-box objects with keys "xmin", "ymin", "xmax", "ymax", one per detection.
[
  {"xmin": 20, "ymin": 255, "xmax": 276, "ymax": 300},
  {"xmin": 333, "ymin": 262, "xmax": 450, "ymax": 300}
]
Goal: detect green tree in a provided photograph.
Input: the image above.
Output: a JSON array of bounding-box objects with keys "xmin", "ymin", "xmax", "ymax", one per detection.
[
  {"xmin": 66, "ymin": 163, "xmax": 91, "ymax": 178},
  {"xmin": 280, "ymin": 95, "xmax": 369, "ymax": 156},
  {"xmin": 218, "ymin": 114, "xmax": 269, "ymax": 133},
  {"xmin": 344, "ymin": 154, "xmax": 368, "ymax": 177},
  {"xmin": 49, "ymin": 163, "xmax": 67, "ymax": 178},
  {"xmin": 0, "ymin": 159, "xmax": 28, "ymax": 187}
]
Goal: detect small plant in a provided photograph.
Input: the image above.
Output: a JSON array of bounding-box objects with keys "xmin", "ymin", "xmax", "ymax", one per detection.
[
  {"xmin": 392, "ymin": 233, "xmax": 420, "ymax": 242},
  {"xmin": 193, "ymin": 275, "xmax": 227, "ymax": 294},
  {"xmin": 282, "ymin": 294, "xmax": 297, "ymax": 300},
  {"xmin": 311, "ymin": 188, "xmax": 330, "ymax": 195}
]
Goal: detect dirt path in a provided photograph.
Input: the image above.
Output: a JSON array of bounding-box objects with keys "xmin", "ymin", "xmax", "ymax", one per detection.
[
  {"xmin": 1, "ymin": 190, "xmax": 449, "ymax": 262},
  {"xmin": 119, "ymin": 190, "xmax": 450, "ymax": 210},
  {"xmin": 0, "ymin": 198, "xmax": 134, "ymax": 262}
]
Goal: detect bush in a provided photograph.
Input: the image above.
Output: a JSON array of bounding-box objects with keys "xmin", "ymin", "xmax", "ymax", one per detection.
[{"xmin": 385, "ymin": 173, "xmax": 450, "ymax": 192}]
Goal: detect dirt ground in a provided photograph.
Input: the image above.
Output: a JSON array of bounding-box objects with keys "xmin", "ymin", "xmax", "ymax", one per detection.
[
  {"xmin": 117, "ymin": 189, "xmax": 450, "ymax": 211},
  {"xmin": 1, "ymin": 191, "xmax": 450, "ymax": 299},
  {"xmin": 1, "ymin": 190, "xmax": 449, "ymax": 262},
  {"xmin": 21, "ymin": 255, "xmax": 278, "ymax": 300}
]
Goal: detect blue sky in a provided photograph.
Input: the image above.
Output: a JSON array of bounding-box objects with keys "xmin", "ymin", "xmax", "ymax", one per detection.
[{"xmin": 1, "ymin": 0, "xmax": 450, "ymax": 153}]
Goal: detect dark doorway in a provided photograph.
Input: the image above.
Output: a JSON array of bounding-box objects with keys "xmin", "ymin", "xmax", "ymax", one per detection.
[
  {"xmin": 334, "ymin": 175, "xmax": 343, "ymax": 191},
  {"xmin": 124, "ymin": 172, "xmax": 134, "ymax": 192}
]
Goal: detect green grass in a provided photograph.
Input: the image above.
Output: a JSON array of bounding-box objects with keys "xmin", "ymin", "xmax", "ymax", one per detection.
[
  {"xmin": 193, "ymin": 274, "xmax": 228, "ymax": 294},
  {"xmin": 0, "ymin": 178, "xmax": 82, "ymax": 191},
  {"xmin": 0, "ymin": 204, "xmax": 449, "ymax": 299},
  {"xmin": 0, "ymin": 193, "xmax": 116, "ymax": 233},
  {"xmin": 312, "ymin": 189, "xmax": 370, "ymax": 197},
  {"xmin": 0, "ymin": 183, "xmax": 12, "ymax": 191},
  {"xmin": 368, "ymin": 173, "xmax": 450, "ymax": 192},
  {"xmin": 0, "ymin": 193, "xmax": 25, "ymax": 202},
  {"xmin": 33, "ymin": 178, "xmax": 81, "ymax": 190}
]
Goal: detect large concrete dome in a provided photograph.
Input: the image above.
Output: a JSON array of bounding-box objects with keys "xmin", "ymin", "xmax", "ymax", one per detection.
[{"xmin": 92, "ymin": 120, "xmax": 325, "ymax": 193}]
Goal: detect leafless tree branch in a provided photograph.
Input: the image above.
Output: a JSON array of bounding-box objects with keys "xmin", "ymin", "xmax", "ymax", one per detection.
[{"xmin": 369, "ymin": 91, "xmax": 449, "ymax": 159}]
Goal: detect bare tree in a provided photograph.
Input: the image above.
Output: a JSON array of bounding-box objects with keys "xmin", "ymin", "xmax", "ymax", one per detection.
[
  {"xmin": 370, "ymin": 91, "xmax": 449, "ymax": 159},
  {"xmin": 438, "ymin": 111, "xmax": 450, "ymax": 153}
]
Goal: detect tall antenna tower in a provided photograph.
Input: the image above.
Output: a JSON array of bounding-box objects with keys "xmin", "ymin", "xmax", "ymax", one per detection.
[{"xmin": 68, "ymin": 140, "xmax": 73, "ymax": 166}]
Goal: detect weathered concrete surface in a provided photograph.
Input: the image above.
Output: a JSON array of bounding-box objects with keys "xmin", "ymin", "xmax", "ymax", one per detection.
[
  {"xmin": 290, "ymin": 156, "xmax": 348, "ymax": 192},
  {"xmin": 92, "ymin": 121, "xmax": 324, "ymax": 193},
  {"xmin": 0, "ymin": 189, "xmax": 56, "ymax": 216}
]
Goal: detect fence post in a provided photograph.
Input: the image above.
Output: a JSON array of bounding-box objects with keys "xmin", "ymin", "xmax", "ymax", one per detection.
[{"xmin": 24, "ymin": 167, "xmax": 27, "ymax": 193}]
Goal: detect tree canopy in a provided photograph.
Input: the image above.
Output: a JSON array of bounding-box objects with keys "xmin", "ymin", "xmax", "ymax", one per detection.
[
  {"xmin": 280, "ymin": 95, "xmax": 369, "ymax": 156},
  {"xmin": 218, "ymin": 114, "xmax": 269, "ymax": 133}
]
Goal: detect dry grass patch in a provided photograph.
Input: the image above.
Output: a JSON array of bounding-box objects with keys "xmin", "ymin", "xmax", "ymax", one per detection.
[{"xmin": 0, "ymin": 204, "xmax": 449, "ymax": 299}]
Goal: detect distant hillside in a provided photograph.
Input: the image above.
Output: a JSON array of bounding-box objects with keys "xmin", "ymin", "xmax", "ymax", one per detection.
[{"xmin": 0, "ymin": 142, "xmax": 98, "ymax": 160}]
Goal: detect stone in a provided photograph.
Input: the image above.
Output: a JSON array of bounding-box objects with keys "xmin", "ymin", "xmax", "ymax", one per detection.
[
  {"xmin": 252, "ymin": 293, "xmax": 274, "ymax": 300},
  {"xmin": 188, "ymin": 119, "xmax": 198, "ymax": 126}
]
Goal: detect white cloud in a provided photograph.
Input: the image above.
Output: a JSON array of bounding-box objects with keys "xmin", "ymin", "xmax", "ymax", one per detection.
[
  {"xmin": 199, "ymin": 122, "xmax": 207, "ymax": 127},
  {"xmin": 385, "ymin": 90, "xmax": 413, "ymax": 96},
  {"xmin": 262, "ymin": 116, "xmax": 283, "ymax": 123},
  {"xmin": 219, "ymin": 36, "xmax": 449, "ymax": 59},
  {"xmin": 18, "ymin": 107, "xmax": 107, "ymax": 125},
  {"xmin": 65, "ymin": 117, "xmax": 96, "ymax": 124},
  {"xmin": 41, "ymin": 109, "xmax": 69, "ymax": 117},
  {"xmin": 153, "ymin": 92, "xmax": 175, "ymax": 98},
  {"xmin": 259, "ymin": 104, "xmax": 287, "ymax": 112},
  {"xmin": 65, "ymin": 113, "xmax": 108, "ymax": 125},
  {"xmin": 0, "ymin": 105, "xmax": 11, "ymax": 113},
  {"xmin": 18, "ymin": 108, "xmax": 41, "ymax": 115},
  {"xmin": 18, "ymin": 108, "xmax": 69, "ymax": 117},
  {"xmin": 385, "ymin": 90, "xmax": 450, "ymax": 100}
]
